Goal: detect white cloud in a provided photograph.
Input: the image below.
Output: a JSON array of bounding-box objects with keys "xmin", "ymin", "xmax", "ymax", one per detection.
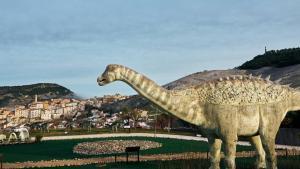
[{"xmin": 0, "ymin": 0, "xmax": 299, "ymax": 96}]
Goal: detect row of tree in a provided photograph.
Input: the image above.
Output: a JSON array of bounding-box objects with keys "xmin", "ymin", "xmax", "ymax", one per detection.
[{"xmin": 239, "ymin": 47, "xmax": 300, "ymax": 69}]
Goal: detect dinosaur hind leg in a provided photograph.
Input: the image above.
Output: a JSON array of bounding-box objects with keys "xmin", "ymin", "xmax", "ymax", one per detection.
[
  {"xmin": 260, "ymin": 135, "xmax": 277, "ymax": 169},
  {"xmin": 249, "ymin": 135, "xmax": 266, "ymax": 169},
  {"xmin": 208, "ymin": 137, "xmax": 222, "ymax": 169},
  {"xmin": 258, "ymin": 104, "xmax": 284, "ymax": 169}
]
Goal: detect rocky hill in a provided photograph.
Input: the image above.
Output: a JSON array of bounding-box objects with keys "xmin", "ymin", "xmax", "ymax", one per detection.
[
  {"xmin": 0, "ymin": 83, "xmax": 78, "ymax": 108},
  {"xmin": 166, "ymin": 47, "xmax": 300, "ymax": 89},
  {"xmin": 164, "ymin": 64, "xmax": 300, "ymax": 90}
]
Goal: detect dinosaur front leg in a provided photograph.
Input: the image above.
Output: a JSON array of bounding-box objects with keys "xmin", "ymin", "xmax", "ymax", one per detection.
[
  {"xmin": 249, "ymin": 135, "xmax": 266, "ymax": 169},
  {"xmin": 223, "ymin": 138, "xmax": 237, "ymax": 169},
  {"xmin": 208, "ymin": 137, "xmax": 222, "ymax": 169}
]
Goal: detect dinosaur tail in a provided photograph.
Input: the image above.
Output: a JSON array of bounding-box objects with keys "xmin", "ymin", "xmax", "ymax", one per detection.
[{"xmin": 289, "ymin": 90, "xmax": 300, "ymax": 111}]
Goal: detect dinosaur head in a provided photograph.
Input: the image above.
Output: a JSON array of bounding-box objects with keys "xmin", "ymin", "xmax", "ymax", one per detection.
[{"xmin": 97, "ymin": 64, "xmax": 121, "ymax": 86}]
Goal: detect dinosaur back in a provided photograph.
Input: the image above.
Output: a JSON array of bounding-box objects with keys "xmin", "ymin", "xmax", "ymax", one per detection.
[{"xmin": 173, "ymin": 75, "xmax": 293, "ymax": 105}]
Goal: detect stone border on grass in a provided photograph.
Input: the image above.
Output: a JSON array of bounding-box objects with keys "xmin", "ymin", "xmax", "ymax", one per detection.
[{"xmin": 73, "ymin": 140, "xmax": 162, "ymax": 155}]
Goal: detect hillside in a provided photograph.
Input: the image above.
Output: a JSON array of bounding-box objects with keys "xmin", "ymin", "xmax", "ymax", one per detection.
[
  {"xmin": 239, "ymin": 47, "xmax": 300, "ymax": 69},
  {"xmin": 0, "ymin": 83, "xmax": 77, "ymax": 108}
]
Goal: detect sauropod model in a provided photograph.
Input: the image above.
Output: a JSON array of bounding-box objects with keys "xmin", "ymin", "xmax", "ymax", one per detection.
[{"xmin": 97, "ymin": 64, "xmax": 300, "ymax": 169}]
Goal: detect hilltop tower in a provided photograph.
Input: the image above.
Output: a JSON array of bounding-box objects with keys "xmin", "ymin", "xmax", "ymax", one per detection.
[{"xmin": 265, "ymin": 46, "xmax": 267, "ymax": 53}]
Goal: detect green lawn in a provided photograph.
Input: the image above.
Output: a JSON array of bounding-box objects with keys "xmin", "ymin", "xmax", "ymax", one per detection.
[
  {"xmin": 2, "ymin": 135, "xmax": 298, "ymax": 169},
  {"xmin": 0, "ymin": 136, "xmax": 253, "ymax": 163}
]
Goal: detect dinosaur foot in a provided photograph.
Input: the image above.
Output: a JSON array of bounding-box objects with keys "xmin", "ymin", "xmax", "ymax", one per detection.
[
  {"xmin": 256, "ymin": 162, "xmax": 267, "ymax": 169},
  {"xmin": 209, "ymin": 165, "xmax": 220, "ymax": 169}
]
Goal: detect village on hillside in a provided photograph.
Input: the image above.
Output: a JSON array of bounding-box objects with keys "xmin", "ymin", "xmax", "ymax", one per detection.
[{"xmin": 0, "ymin": 94, "xmax": 153, "ymax": 132}]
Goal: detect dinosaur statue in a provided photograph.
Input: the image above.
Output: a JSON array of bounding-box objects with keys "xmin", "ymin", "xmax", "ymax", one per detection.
[{"xmin": 97, "ymin": 64, "xmax": 300, "ymax": 169}]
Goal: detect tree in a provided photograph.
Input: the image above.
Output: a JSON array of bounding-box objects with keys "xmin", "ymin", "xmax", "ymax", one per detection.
[
  {"xmin": 121, "ymin": 107, "xmax": 141, "ymax": 128},
  {"xmin": 120, "ymin": 107, "xmax": 131, "ymax": 132},
  {"xmin": 157, "ymin": 113, "xmax": 169, "ymax": 129},
  {"xmin": 130, "ymin": 108, "xmax": 142, "ymax": 129},
  {"xmin": 239, "ymin": 47, "xmax": 300, "ymax": 69}
]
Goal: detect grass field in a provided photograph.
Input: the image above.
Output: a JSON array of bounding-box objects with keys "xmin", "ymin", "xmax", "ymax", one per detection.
[
  {"xmin": 0, "ymin": 136, "xmax": 253, "ymax": 163},
  {"xmin": 1, "ymin": 135, "xmax": 300, "ymax": 169}
]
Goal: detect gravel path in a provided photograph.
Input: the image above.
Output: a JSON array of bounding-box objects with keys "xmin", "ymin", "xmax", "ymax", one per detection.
[
  {"xmin": 42, "ymin": 133, "xmax": 300, "ymax": 150},
  {"xmin": 3, "ymin": 152, "xmax": 205, "ymax": 169},
  {"xmin": 3, "ymin": 150, "xmax": 300, "ymax": 169}
]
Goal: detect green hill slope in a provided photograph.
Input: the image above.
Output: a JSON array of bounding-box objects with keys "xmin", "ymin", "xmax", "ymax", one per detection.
[
  {"xmin": 239, "ymin": 47, "xmax": 300, "ymax": 69},
  {"xmin": 0, "ymin": 83, "xmax": 77, "ymax": 107}
]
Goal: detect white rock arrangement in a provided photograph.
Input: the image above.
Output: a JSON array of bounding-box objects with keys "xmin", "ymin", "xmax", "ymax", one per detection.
[{"xmin": 73, "ymin": 140, "xmax": 162, "ymax": 155}]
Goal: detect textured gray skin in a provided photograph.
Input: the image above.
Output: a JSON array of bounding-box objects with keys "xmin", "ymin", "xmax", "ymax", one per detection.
[{"xmin": 97, "ymin": 64, "xmax": 300, "ymax": 169}]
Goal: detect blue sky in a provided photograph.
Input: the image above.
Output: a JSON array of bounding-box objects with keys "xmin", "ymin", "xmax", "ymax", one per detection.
[{"xmin": 0, "ymin": 0, "xmax": 299, "ymax": 98}]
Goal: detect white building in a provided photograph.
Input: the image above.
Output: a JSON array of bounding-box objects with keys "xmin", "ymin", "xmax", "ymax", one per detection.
[
  {"xmin": 29, "ymin": 109, "xmax": 42, "ymax": 119},
  {"xmin": 41, "ymin": 110, "xmax": 52, "ymax": 120},
  {"xmin": 15, "ymin": 106, "xmax": 29, "ymax": 118},
  {"xmin": 63, "ymin": 102, "xmax": 78, "ymax": 116},
  {"xmin": 52, "ymin": 107, "xmax": 64, "ymax": 119}
]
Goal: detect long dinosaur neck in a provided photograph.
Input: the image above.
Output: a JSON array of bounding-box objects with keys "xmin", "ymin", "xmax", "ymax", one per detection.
[{"xmin": 115, "ymin": 65, "xmax": 204, "ymax": 125}]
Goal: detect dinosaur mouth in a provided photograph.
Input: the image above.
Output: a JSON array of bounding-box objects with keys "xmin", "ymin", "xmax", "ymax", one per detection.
[{"xmin": 98, "ymin": 77, "xmax": 107, "ymax": 86}]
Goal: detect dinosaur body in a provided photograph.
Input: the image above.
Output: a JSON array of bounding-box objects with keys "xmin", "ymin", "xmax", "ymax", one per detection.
[{"xmin": 97, "ymin": 64, "xmax": 300, "ymax": 169}]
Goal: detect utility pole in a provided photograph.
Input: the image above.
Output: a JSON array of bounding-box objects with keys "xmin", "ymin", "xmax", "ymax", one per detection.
[
  {"xmin": 168, "ymin": 116, "xmax": 171, "ymax": 133},
  {"xmin": 150, "ymin": 104, "xmax": 160, "ymax": 138},
  {"xmin": 154, "ymin": 112, "xmax": 157, "ymax": 137}
]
